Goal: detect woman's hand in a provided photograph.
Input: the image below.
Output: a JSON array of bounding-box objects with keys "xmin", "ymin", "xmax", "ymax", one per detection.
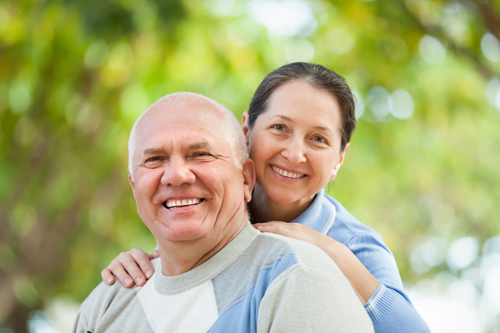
[
  {"xmin": 253, "ymin": 222, "xmax": 379, "ymax": 304},
  {"xmin": 101, "ymin": 248, "xmax": 159, "ymax": 287},
  {"xmin": 253, "ymin": 221, "xmax": 335, "ymax": 250}
]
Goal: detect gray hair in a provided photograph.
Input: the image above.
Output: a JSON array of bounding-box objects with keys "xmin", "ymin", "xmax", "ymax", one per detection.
[{"xmin": 128, "ymin": 92, "xmax": 248, "ymax": 177}]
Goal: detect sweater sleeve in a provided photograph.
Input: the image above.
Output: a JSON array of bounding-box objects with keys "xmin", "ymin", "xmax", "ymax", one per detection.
[
  {"xmin": 364, "ymin": 284, "xmax": 430, "ymax": 332},
  {"xmin": 346, "ymin": 233, "xmax": 430, "ymax": 332},
  {"xmin": 72, "ymin": 298, "xmax": 90, "ymax": 333}
]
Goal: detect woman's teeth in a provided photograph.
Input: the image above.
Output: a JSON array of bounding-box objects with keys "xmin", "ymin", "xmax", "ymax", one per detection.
[
  {"xmin": 165, "ymin": 198, "xmax": 201, "ymax": 209},
  {"xmin": 271, "ymin": 166, "xmax": 304, "ymax": 179}
]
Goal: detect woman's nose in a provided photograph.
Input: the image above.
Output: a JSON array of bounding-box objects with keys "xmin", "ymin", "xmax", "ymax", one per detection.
[
  {"xmin": 281, "ymin": 139, "xmax": 307, "ymax": 165},
  {"xmin": 161, "ymin": 157, "xmax": 196, "ymax": 186}
]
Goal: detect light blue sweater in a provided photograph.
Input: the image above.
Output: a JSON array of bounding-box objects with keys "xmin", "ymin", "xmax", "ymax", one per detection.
[{"xmin": 294, "ymin": 190, "xmax": 430, "ymax": 332}]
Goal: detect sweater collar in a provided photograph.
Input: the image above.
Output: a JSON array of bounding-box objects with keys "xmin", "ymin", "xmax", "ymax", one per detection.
[
  {"xmin": 292, "ymin": 189, "xmax": 337, "ymax": 235},
  {"xmin": 152, "ymin": 222, "xmax": 258, "ymax": 294}
]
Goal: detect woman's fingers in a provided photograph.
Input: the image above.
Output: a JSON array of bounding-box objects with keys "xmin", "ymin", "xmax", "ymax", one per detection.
[
  {"xmin": 130, "ymin": 248, "xmax": 156, "ymax": 280},
  {"xmin": 106, "ymin": 255, "xmax": 137, "ymax": 287},
  {"xmin": 254, "ymin": 222, "xmax": 308, "ymax": 239},
  {"xmin": 101, "ymin": 267, "xmax": 115, "ymax": 285},
  {"xmin": 253, "ymin": 222, "xmax": 327, "ymax": 248},
  {"xmin": 149, "ymin": 249, "xmax": 160, "ymax": 260},
  {"xmin": 101, "ymin": 248, "xmax": 156, "ymax": 288},
  {"xmin": 117, "ymin": 249, "xmax": 149, "ymax": 286}
]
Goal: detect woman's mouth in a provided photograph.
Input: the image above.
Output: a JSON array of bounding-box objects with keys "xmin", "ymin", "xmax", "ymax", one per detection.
[{"xmin": 271, "ymin": 165, "xmax": 305, "ymax": 179}]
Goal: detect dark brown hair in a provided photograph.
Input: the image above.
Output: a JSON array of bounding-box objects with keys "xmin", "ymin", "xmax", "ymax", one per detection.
[{"xmin": 248, "ymin": 62, "xmax": 356, "ymax": 152}]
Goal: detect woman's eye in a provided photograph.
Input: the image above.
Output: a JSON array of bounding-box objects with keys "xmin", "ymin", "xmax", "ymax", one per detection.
[
  {"xmin": 313, "ymin": 136, "xmax": 325, "ymax": 143},
  {"xmin": 273, "ymin": 125, "xmax": 286, "ymax": 131}
]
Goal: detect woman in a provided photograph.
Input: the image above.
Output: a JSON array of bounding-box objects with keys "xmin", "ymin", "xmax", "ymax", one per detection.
[{"xmin": 102, "ymin": 63, "xmax": 429, "ymax": 332}]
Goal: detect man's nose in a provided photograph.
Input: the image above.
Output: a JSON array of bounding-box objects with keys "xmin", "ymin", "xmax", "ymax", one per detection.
[
  {"xmin": 161, "ymin": 157, "xmax": 196, "ymax": 186},
  {"xmin": 281, "ymin": 137, "xmax": 307, "ymax": 165}
]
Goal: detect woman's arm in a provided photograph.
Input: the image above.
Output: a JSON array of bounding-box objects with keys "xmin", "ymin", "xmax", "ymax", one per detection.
[
  {"xmin": 253, "ymin": 222, "xmax": 430, "ymax": 333},
  {"xmin": 253, "ymin": 222, "xmax": 379, "ymax": 303},
  {"xmin": 101, "ymin": 248, "xmax": 159, "ymax": 287}
]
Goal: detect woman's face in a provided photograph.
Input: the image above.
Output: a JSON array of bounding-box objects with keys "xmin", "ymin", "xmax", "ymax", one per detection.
[{"xmin": 243, "ymin": 80, "xmax": 348, "ymax": 205}]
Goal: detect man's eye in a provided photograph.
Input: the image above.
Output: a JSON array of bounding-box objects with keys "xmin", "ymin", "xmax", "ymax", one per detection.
[
  {"xmin": 273, "ymin": 125, "xmax": 286, "ymax": 131},
  {"xmin": 193, "ymin": 152, "xmax": 210, "ymax": 157},
  {"xmin": 146, "ymin": 156, "xmax": 161, "ymax": 162}
]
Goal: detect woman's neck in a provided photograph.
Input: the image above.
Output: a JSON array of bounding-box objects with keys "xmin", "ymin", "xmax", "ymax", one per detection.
[{"xmin": 249, "ymin": 183, "xmax": 316, "ymax": 223}]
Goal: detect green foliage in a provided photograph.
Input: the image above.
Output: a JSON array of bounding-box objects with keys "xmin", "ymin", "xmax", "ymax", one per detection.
[{"xmin": 1, "ymin": 0, "xmax": 500, "ymax": 330}]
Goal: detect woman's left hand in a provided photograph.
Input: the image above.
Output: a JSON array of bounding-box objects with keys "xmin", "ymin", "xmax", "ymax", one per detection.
[
  {"xmin": 253, "ymin": 221, "xmax": 333, "ymax": 251},
  {"xmin": 253, "ymin": 221, "xmax": 380, "ymax": 304}
]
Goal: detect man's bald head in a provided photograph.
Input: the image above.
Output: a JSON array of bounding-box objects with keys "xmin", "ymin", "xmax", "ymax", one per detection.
[{"xmin": 128, "ymin": 92, "xmax": 247, "ymax": 178}]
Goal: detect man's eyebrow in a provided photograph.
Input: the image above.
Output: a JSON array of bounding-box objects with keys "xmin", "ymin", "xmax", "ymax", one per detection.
[
  {"xmin": 189, "ymin": 141, "xmax": 212, "ymax": 150},
  {"xmin": 143, "ymin": 148, "xmax": 166, "ymax": 155}
]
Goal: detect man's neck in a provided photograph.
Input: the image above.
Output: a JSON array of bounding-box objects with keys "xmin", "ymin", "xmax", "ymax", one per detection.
[
  {"xmin": 249, "ymin": 184, "xmax": 315, "ymax": 223},
  {"xmin": 157, "ymin": 217, "xmax": 247, "ymax": 276}
]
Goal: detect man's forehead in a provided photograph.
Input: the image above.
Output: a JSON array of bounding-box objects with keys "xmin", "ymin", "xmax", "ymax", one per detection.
[
  {"xmin": 141, "ymin": 139, "xmax": 215, "ymax": 154},
  {"xmin": 137, "ymin": 121, "xmax": 223, "ymax": 147},
  {"xmin": 139, "ymin": 98, "xmax": 221, "ymax": 129},
  {"xmin": 135, "ymin": 102, "xmax": 228, "ymax": 151}
]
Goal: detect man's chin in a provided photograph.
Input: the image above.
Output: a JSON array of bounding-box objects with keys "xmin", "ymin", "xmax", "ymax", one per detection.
[{"xmin": 155, "ymin": 220, "xmax": 213, "ymax": 243}]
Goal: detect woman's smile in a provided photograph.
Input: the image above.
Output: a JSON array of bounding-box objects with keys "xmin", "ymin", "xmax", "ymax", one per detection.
[
  {"xmin": 246, "ymin": 79, "xmax": 346, "ymax": 206},
  {"xmin": 270, "ymin": 165, "xmax": 306, "ymax": 179}
]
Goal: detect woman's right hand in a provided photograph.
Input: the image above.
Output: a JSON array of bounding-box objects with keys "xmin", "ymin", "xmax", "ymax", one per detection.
[{"xmin": 101, "ymin": 248, "xmax": 159, "ymax": 287}]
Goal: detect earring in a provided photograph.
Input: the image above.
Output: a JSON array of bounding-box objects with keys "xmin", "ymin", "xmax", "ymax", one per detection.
[{"xmin": 332, "ymin": 173, "xmax": 337, "ymax": 180}]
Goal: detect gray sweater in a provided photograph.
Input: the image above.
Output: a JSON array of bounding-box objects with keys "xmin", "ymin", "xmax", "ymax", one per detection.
[{"xmin": 73, "ymin": 223, "xmax": 373, "ymax": 333}]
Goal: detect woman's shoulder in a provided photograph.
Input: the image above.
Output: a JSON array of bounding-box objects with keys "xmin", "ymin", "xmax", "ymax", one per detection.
[{"xmin": 323, "ymin": 194, "xmax": 386, "ymax": 246}]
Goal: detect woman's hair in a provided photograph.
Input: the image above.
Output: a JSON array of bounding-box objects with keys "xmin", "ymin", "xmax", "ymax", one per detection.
[{"xmin": 248, "ymin": 62, "xmax": 356, "ymax": 152}]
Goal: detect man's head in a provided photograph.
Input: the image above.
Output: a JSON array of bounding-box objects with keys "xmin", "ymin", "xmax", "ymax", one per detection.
[
  {"xmin": 128, "ymin": 93, "xmax": 248, "ymax": 175},
  {"xmin": 128, "ymin": 92, "xmax": 255, "ymax": 253}
]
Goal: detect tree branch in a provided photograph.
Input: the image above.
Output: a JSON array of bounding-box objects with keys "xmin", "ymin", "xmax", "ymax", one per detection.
[{"xmin": 399, "ymin": 0, "xmax": 497, "ymax": 79}]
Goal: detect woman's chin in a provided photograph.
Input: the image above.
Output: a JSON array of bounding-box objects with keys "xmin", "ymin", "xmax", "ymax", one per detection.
[{"xmin": 265, "ymin": 189, "xmax": 307, "ymax": 205}]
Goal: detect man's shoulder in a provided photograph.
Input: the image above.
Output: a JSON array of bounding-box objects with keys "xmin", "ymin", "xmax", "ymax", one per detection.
[
  {"xmin": 218, "ymin": 230, "xmax": 345, "ymax": 291},
  {"xmin": 209, "ymin": 229, "xmax": 373, "ymax": 333},
  {"xmin": 253, "ymin": 230, "xmax": 337, "ymax": 269},
  {"xmin": 74, "ymin": 279, "xmax": 151, "ymax": 332},
  {"xmin": 79, "ymin": 280, "xmax": 139, "ymax": 318},
  {"xmin": 87, "ymin": 279, "xmax": 138, "ymax": 306}
]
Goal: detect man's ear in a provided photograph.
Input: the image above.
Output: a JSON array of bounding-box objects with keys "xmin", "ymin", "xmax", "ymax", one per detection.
[
  {"xmin": 129, "ymin": 174, "xmax": 135, "ymax": 191},
  {"xmin": 241, "ymin": 158, "xmax": 256, "ymax": 203},
  {"xmin": 331, "ymin": 143, "xmax": 350, "ymax": 180}
]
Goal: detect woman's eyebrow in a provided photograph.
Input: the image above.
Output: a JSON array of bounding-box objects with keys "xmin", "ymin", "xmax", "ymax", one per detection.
[
  {"xmin": 276, "ymin": 115, "xmax": 332, "ymax": 132},
  {"xmin": 312, "ymin": 125, "xmax": 332, "ymax": 132},
  {"xmin": 276, "ymin": 115, "xmax": 294, "ymax": 122}
]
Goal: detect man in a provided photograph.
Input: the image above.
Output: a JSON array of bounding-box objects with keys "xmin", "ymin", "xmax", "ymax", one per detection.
[{"xmin": 73, "ymin": 92, "xmax": 373, "ymax": 332}]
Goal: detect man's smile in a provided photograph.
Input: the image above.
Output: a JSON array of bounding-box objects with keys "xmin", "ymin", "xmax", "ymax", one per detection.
[{"xmin": 163, "ymin": 198, "xmax": 204, "ymax": 209}]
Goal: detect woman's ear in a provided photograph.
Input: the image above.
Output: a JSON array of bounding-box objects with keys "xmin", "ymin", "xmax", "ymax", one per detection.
[
  {"xmin": 242, "ymin": 111, "xmax": 250, "ymax": 145},
  {"xmin": 242, "ymin": 111, "xmax": 249, "ymax": 134},
  {"xmin": 331, "ymin": 143, "xmax": 350, "ymax": 180}
]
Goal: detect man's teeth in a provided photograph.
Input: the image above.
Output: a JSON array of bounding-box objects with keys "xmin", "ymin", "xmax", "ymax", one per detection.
[
  {"xmin": 166, "ymin": 198, "xmax": 201, "ymax": 209},
  {"xmin": 271, "ymin": 166, "xmax": 304, "ymax": 179}
]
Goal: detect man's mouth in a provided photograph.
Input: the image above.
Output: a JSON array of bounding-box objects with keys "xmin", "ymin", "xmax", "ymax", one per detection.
[
  {"xmin": 163, "ymin": 198, "xmax": 204, "ymax": 210},
  {"xmin": 271, "ymin": 166, "xmax": 305, "ymax": 179}
]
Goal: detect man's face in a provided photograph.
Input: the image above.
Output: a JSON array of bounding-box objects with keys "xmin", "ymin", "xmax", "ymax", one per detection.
[{"xmin": 129, "ymin": 99, "xmax": 254, "ymax": 246}]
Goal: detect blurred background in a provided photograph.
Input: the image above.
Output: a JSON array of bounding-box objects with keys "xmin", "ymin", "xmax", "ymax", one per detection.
[{"xmin": 1, "ymin": 0, "xmax": 500, "ymax": 332}]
